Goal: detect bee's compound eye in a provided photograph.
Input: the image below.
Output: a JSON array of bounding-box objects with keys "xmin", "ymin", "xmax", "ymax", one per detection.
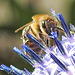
[
  {"xmin": 42, "ymin": 21, "xmax": 45, "ymax": 25},
  {"xmin": 42, "ymin": 21, "xmax": 46, "ymax": 28}
]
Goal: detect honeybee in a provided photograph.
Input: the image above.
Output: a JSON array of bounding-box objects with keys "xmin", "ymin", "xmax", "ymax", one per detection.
[{"xmin": 15, "ymin": 14, "xmax": 64, "ymax": 55}]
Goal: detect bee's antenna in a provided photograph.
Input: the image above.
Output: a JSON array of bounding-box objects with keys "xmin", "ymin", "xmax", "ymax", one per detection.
[{"xmin": 15, "ymin": 25, "xmax": 26, "ymax": 33}]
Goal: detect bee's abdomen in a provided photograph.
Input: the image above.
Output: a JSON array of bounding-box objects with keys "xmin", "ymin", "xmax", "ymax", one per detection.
[{"xmin": 26, "ymin": 40, "xmax": 42, "ymax": 55}]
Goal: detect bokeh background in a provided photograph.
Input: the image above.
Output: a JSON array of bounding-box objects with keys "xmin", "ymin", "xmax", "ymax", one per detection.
[{"xmin": 0, "ymin": 0, "xmax": 75, "ymax": 75}]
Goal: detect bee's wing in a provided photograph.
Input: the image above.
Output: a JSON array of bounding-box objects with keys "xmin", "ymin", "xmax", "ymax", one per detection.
[{"xmin": 15, "ymin": 21, "xmax": 33, "ymax": 33}]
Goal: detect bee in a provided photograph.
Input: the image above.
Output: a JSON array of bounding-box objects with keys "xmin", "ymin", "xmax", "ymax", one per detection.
[{"xmin": 15, "ymin": 14, "xmax": 64, "ymax": 55}]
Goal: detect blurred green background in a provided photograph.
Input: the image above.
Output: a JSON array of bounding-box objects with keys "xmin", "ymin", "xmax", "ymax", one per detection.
[{"xmin": 0, "ymin": 0, "xmax": 75, "ymax": 75}]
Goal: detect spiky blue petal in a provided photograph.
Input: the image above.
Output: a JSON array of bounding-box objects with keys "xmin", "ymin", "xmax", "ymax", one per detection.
[
  {"xmin": 13, "ymin": 47, "xmax": 34, "ymax": 65},
  {"xmin": 21, "ymin": 44, "xmax": 43, "ymax": 64},
  {"xmin": 27, "ymin": 33, "xmax": 46, "ymax": 49}
]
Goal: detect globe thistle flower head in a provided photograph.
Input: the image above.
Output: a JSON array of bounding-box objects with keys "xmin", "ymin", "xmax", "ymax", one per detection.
[{"xmin": 0, "ymin": 9, "xmax": 75, "ymax": 75}]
